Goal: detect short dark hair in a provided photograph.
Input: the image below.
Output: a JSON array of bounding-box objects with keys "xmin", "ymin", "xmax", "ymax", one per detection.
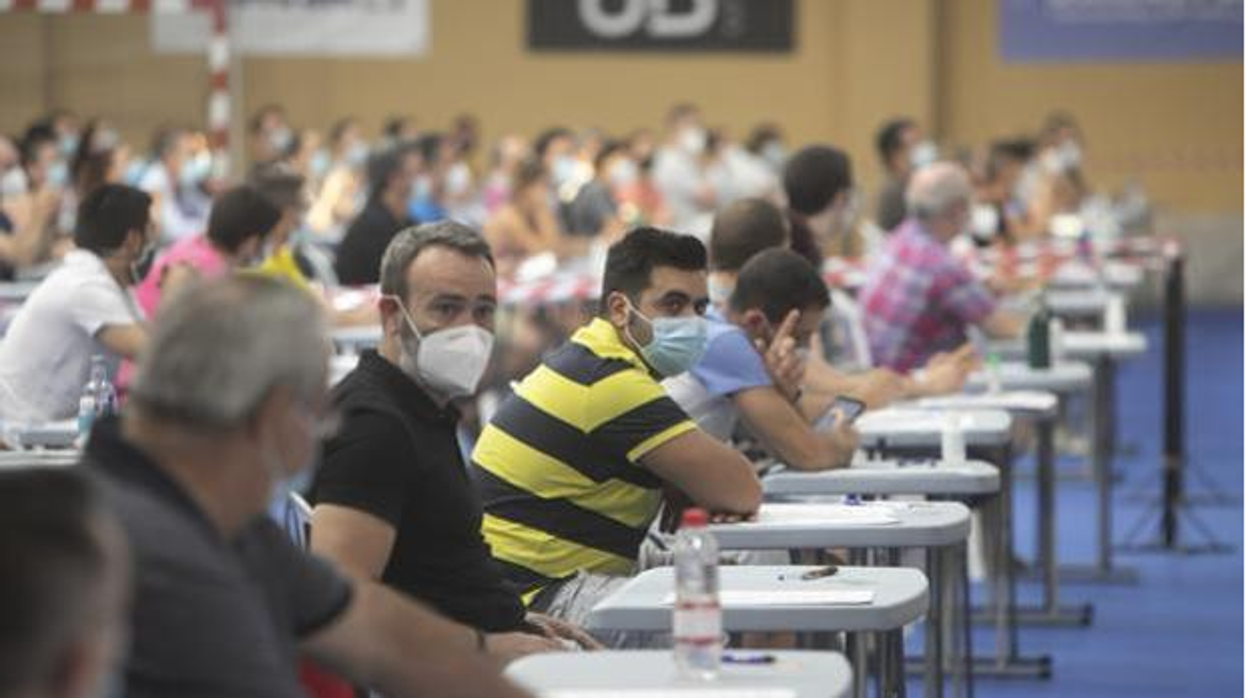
[
  {"xmin": 248, "ymin": 103, "xmax": 285, "ymax": 134},
  {"xmin": 248, "ymin": 163, "xmax": 306, "ymax": 212},
  {"xmin": 986, "ymin": 138, "xmax": 1035, "ymax": 182},
  {"xmin": 383, "ymin": 115, "xmax": 413, "ymax": 140},
  {"xmin": 876, "ymin": 118, "xmax": 915, "ymax": 165},
  {"xmin": 205, "ymin": 185, "xmax": 282, "ymax": 253},
  {"xmin": 380, "ymin": 221, "xmax": 495, "ymax": 300},
  {"xmin": 784, "ymin": 145, "xmax": 852, "ymax": 216},
  {"xmin": 593, "ymin": 139, "xmax": 626, "ymax": 172},
  {"xmin": 328, "ymin": 117, "xmax": 358, "ymax": 148},
  {"xmin": 365, "ymin": 143, "xmax": 416, "ymax": 200},
  {"xmin": 729, "ymin": 248, "xmax": 829, "ymax": 324},
  {"xmin": 148, "ymin": 125, "xmax": 188, "ymax": 161},
  {"xmin": 534, "ymin": 127, "xmax": 573, "ymax": 159},
  {"xmin": 510, "ymin": 157, "xmax": 547, "ymax": 199},
  {"xmin": 74, "ymin": 184, "xmax": 152, "ymax": 254},
  {"xmin": 709, "ymin": 198, "xmax": 787, "ymax": 272},
  {"xmin": 19, "ymin": 124, "xmax": 56, "ymax": 168},
  {"xmin": 0, "ymin": 468, "xmax": 116, "ymax": 695},
  {"xmin": 600, "ymin": 227, "xmax": 706, "ymax": 313}
]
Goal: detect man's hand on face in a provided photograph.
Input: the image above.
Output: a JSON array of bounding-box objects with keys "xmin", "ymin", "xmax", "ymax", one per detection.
[{"xmin": 755, "ymin": 309, "xmax": 805, "ymax": 404}]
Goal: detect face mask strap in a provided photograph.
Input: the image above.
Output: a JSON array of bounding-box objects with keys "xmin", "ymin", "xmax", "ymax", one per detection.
[
  {"xmin": 382, "ymin": 293, "xmax": 425, "ymax": 343},
  {"xmin": 620, "ymin": 296, "xmax": 654, "ymax": 353}
]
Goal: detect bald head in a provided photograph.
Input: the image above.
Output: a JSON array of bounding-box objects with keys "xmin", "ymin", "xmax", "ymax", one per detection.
[{"xmin": 905, "ymin": 162, "xmax": 972, "ymax": 242}]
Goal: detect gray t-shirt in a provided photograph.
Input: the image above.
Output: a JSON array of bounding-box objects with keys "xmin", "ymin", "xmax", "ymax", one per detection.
[{"xmin": 84, "ymin": 419, "xmax": 353, "ymax": 698}]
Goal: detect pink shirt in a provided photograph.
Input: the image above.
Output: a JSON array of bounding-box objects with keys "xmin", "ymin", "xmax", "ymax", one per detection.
[{"xmin": 135, "ymin": 234, "xmax": 229, "ymax": 318}]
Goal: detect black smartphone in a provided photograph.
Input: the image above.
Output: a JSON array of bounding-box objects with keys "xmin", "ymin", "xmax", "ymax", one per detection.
[{"xmin": 816, "ymin": 395, "xmax": 866, "ymax": 430}]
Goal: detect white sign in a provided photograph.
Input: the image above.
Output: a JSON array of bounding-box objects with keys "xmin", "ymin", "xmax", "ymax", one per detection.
[{"xmin": 151, "ymin": 0, "xmax": 429, "ymax": 57}]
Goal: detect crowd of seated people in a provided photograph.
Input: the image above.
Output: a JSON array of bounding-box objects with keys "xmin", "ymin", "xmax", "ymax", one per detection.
[{"xmin": 0, "ymin": 100, "xmax": 1140, "ymax": 696}]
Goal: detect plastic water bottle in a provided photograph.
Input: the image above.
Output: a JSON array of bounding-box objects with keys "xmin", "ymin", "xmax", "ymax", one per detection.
[
  {"xmin": 941, "ymin": 411, "xmax": 966, "ymax": 467},
  {"xmin": 1026, "ymin": 303, "xmax": 1052, "ymax": 369},
  {"xmin": 1048, "ymin": 317, "xmax": 1066, "ymax": 364},
  {"xmin": 673, "ymin": 508, "xmax": 722, "ymax": 680},
  {"xmin": 985, "ymin": 353, "xmax": 1003, "ymax": 394},
  {"xmin": 77, "ymin": 356, "xmax": 115, "ymax": 442},
  {"xmin": 1104, "ymin": 294, "xmax": 1126, "ymax": 335}
]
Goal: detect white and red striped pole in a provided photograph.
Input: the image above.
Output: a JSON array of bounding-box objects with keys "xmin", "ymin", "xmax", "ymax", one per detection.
[{"xmin": 1, "ymin": 0, "xmax": 232, "ymax": 180}]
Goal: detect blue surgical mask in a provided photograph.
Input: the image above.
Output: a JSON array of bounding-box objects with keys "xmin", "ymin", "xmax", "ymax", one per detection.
[
  {"xmin": 179, "ymin": 152, "xmax": 212, "ymax": 187},
  {"xmin": 46, "ymin": 160, "xmax": 69, "ymax": 189},
  {"xmin": 625, "ymin": 302, "xmax": 708, "ymax": 377},
  {"xmin": 308, "ymin": 150, "xmax": 331, "ymax": 180}
]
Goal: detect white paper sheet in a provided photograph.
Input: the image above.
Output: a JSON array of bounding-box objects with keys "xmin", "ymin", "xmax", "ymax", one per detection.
[
  {"xmin": 545, "ymin": 690, "xmax": 796, "ymax": 698},
  {"xmin": 661, "ymin": 589, "xmax": 876, "ymax": 606},
  {"xmin": 752, "ymin": 503, "xmax": 900, "ymax": 526}
]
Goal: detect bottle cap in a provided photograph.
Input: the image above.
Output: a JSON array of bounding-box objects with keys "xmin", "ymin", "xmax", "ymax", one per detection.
[{"xmin": 680, "ymin": 507, "xmax": 709, "ymax": 529}]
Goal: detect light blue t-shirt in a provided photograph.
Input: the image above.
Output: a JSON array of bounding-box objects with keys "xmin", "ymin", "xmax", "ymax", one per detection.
[{"xmin": 663, "ymin": 308, "xmax": 772, "ymax": 441}]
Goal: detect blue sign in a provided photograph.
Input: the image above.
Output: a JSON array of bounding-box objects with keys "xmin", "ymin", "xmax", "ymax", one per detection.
[{"xmin": 999, "ymin": 0, "xmax": 1243, "ymax": 62}]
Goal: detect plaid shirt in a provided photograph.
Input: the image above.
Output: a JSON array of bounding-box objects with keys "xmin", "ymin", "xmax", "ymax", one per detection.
[{"xmin": 860, "ymin": 220, "xmax": 995, "ymax": 372}]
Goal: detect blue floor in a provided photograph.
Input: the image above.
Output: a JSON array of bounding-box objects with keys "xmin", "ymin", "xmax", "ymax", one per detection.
[{"xmin": 911, "ymin": 308, "xmax": 1244, "ymax": 697}]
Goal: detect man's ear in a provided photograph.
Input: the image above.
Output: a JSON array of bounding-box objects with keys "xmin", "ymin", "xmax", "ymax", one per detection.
[
  {"xmin": 742, "ymin": 309, "xmax": 769, "ymax": 339},
  {"xmin": 378, "ymin": 295, "xmax": 403, "ymax": 338},
  {"xmin": 605, "ymin": 291, "xmax": 630, "ymax": 329}
]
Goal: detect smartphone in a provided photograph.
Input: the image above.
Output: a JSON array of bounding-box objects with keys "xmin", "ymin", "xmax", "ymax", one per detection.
[{"xmin": 816, "ymin": 395, "xmax": 866, "ymax": 430}]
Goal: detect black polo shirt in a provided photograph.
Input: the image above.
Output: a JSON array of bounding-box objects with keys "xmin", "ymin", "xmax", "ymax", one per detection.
[
  {"xmin": 334, "ymin": 199, "xmax": 411, "ymax": 285},
  {"xmin": 83, "ymin": 418, "xmax": 353, "ymax": 698},
  {"xmin": 312, "ymin": 350, "xmax": 527, "ymax": 632}
]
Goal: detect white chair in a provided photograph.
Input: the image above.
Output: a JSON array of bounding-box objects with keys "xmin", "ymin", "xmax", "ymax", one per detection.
[
  {"xmin": 827, "ymin": 289, "xmax": 873, "ymax": 372},
  {"xmin": 283, "ymin": 491, "xmax": 314, "ymax": 550}
]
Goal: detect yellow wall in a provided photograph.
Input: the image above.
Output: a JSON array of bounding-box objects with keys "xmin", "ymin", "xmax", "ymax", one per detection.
[
  {"xmin": 0, "ymin": 0, "xmax": 1240, "ymax": 213},
  {"xmin": 938, "ymin": 0, "xmax": 1243, "ymax": 213}
]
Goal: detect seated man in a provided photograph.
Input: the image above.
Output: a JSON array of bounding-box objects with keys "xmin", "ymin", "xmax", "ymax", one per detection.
[
  {"xmin": 707, "ymin": 196, "xmax": 972, "ymax": 409},
  {"xmin": 0, "ymin": 184, "xmax": 152, "ymax": 423},
  {"xmin": 309, "ymin": 222, "xmax": 591, "ymax": 656},
  {"xmin": 859, "ymin": 162, "xmax": 1023, "ymax": 373},
  {"xmin": 472, "ymin": 227, "xmax": 762, "ymax": 624},
  {"xmin": 83, "ymin": 275, "xmax": 529, "ymax": 698},
  {"xmin": 0, "ymin": 469, "xmax": 129, "ymax": 698},
  {"xmin": 664, "ymin": 248, "xmax": 858, "ymax": 470}
]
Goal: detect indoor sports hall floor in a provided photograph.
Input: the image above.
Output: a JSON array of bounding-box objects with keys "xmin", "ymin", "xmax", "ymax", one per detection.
[{"xmin": 908, "ymin": 307, "xmax": 1244, "ymax": 696}]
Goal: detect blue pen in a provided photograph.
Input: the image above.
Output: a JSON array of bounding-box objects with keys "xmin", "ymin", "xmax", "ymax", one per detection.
[
  {"xmin": 722, "ymin": 653, "xmax": 777, "ymax": 665},
  {"xmin": 843, "ymin": 493, "xmax": 861, "ymax": 506}
]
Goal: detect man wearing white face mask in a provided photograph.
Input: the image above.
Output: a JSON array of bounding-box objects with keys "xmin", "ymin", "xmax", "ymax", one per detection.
[
  {"xmin": 472, "ymin": 227, "xmax": 761, "ymax": 635},
  {"xmin": 311, "ymin": 221, "xmax": 597, "ymax": 662},
  {"xmin": 664, "ymin": 249, "xmax": 859, "ymax": 469},
  {"xmin": 652, "ymin": 103, "xmax": 717, "ymax": 238}
]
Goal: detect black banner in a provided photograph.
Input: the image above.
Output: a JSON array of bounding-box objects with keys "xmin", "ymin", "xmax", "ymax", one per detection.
[{"xmin": 527, "ymin": 0, "xmax": 794, "ymax": 53}]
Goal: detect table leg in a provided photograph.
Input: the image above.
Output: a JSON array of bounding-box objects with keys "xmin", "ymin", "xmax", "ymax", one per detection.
[
  {"xmin": 967, "ymin": 447, "xmax": 1051, "ymax": 678},
  {"xmin": 1050, "ymin": 356, "xmax": 1138, "ymax": 584},
  {"xmin": 850, "ymin": 631, "xmax": 869, "ymax": 698},
  {"xmin": 1013, "ymin": 417, "xmax": 1094, "ymax": 626},
  {"xmin": 924, "ymin": 547, "xmax": 944, "ymax": 698}
]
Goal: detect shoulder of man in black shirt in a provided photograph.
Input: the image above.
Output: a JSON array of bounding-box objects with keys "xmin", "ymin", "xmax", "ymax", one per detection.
[{"xmin": 335, "ymin": 199, "xmax": 412, "ymax": 286}]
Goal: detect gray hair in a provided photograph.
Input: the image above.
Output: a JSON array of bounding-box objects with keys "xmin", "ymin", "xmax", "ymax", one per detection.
[
  {"xmin": 905, "ymin": 162, "xmax": 972, "ymax": 222},
  {"xmin": 130, "ymin": 275, "xmax": 329, "ymax": 429},
  {"xmin": 379, "ymin": 221, "xmax": 495, "ymax": 300}
]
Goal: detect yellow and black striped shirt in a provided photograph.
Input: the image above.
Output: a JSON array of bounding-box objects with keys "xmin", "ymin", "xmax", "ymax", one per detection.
[{"xmin": 472, "ymin": 318, "xmax": 696, "ymax": 599}]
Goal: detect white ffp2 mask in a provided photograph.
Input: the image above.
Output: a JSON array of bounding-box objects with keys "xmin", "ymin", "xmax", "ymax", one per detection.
[{"xmin": 390, "ymin": 298, "xmax": 495, "ymax": 399}]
